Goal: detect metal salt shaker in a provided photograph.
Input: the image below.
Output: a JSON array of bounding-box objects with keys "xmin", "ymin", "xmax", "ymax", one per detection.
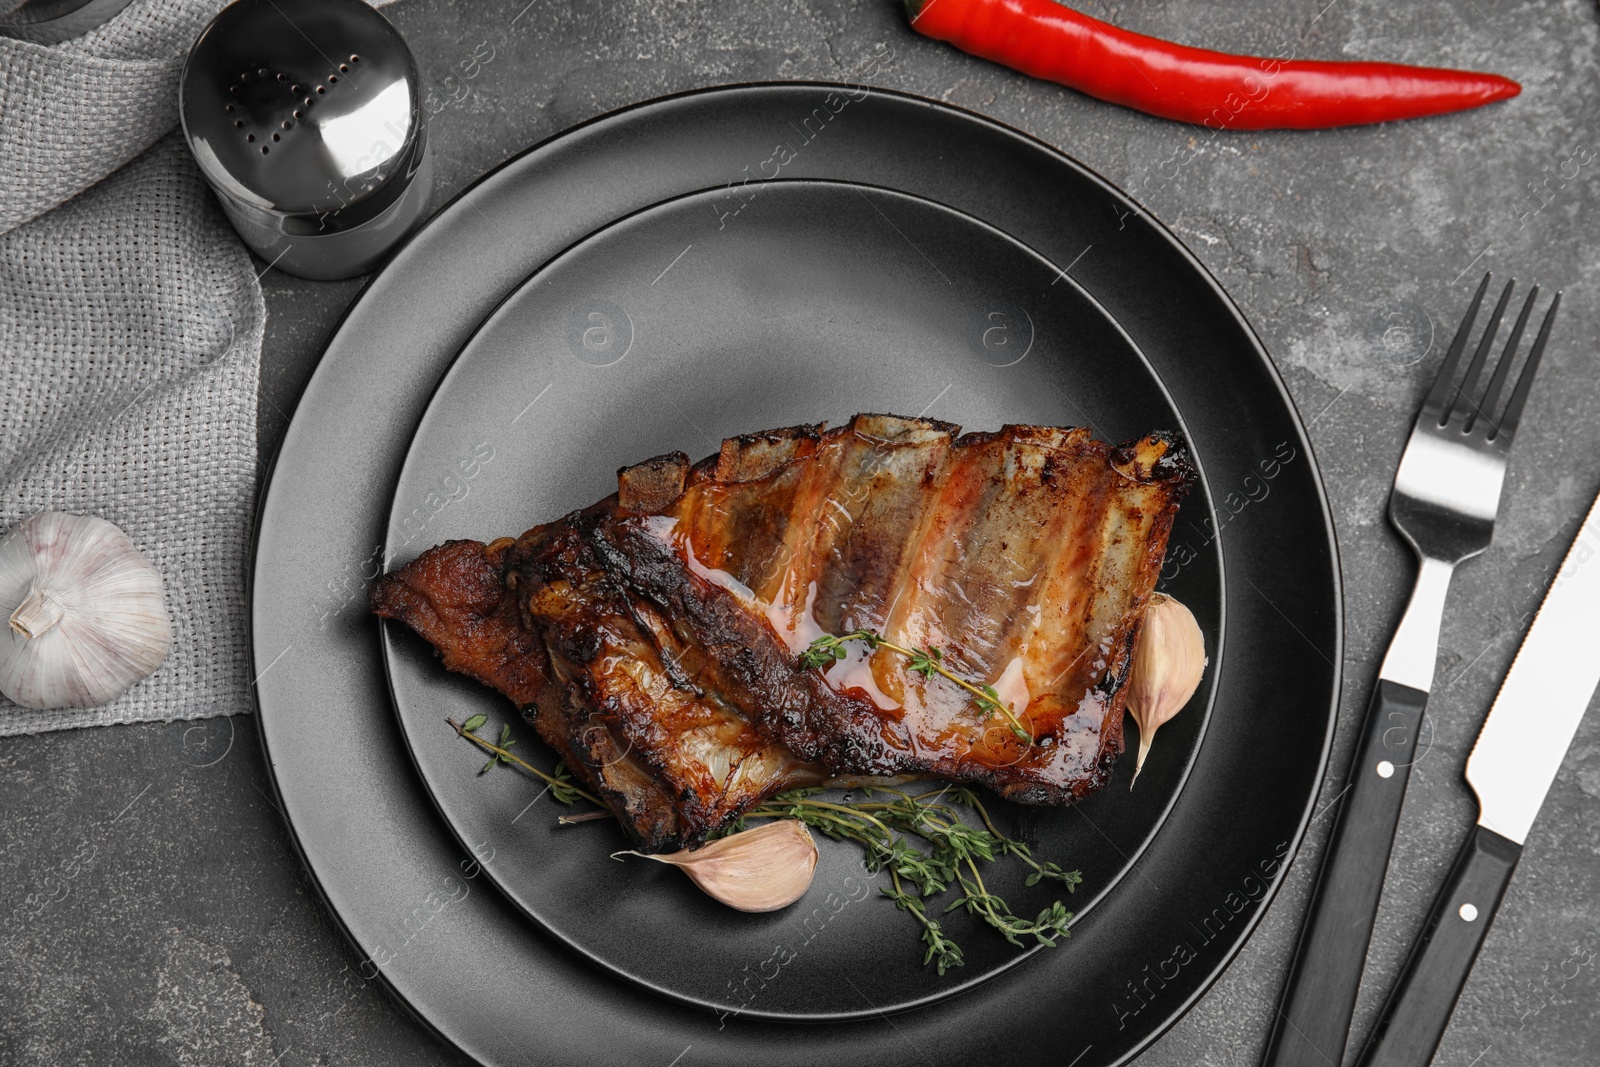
[{"xmin": 179, "ymin": 0, "xmax": 431, "ymax": 280}]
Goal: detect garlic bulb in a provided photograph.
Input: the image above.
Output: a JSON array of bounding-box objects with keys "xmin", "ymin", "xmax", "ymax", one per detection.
[
  {"xmin": 1125, "ymin": 592, "xmax": 1206, "ymax": 786},
  {"xmin": 0, "ymin": 513, "xmax": 171, "ymax": 710},
  {"xmin": 613, "ymin": 819, "xmax": 818, "ymax": 912}
]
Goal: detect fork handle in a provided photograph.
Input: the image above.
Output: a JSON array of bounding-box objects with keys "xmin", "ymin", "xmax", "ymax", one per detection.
[{"xmin": 1260, "ymin": 678, "xmax": 1429, "ymax": 1067}]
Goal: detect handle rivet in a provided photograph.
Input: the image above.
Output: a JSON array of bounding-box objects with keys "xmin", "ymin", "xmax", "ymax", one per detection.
[
  {"xmin": 1376, "ymin": 760, "xmax": 1395, "ymax": 778},
  {"xmin": 1459, "ymin": 903, "xmax": 1479, "ymax": 922}
]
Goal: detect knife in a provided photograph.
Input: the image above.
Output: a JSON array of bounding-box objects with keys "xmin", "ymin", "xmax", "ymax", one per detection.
[{"xmin": 1354, "ymin": 480, "xmax": 1600, "ymax": 1066}]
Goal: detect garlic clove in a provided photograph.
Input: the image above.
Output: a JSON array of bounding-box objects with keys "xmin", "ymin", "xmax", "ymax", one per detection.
[
  {"xmin": 612, "ymin": 819, "xmax": 818, "ymax": 912},
  {"xmin": 1125, "ymin": 592, "xmax": 1206, "ymax": 787},
  {"xmin": 0, "ymin": 513, "xmax": 171, "ymax": 710}
]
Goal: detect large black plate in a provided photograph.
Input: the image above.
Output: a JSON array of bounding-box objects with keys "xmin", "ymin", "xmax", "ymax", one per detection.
[
  {"xmin": 253, "ymin": 84, "xmax": 1341, "ymax": 1066},
  {"xmin": 380, "ymin": 178, "xmax": 1223, "ymax": 1019}
]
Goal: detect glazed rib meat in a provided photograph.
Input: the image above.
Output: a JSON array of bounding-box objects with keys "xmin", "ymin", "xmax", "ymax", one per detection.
[{"xmin": 371, "ymin": 414, "xmax": 1195, "ymax": 851}]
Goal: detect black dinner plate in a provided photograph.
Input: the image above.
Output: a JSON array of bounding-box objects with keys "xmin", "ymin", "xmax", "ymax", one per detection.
[
  {"xmin": 252, "ymin": 84, "xmax": 1341, "ymax": 1067},
  {"xmin": 379, "ymin": 178, "xmax": 1223, "ymax": 1020}
]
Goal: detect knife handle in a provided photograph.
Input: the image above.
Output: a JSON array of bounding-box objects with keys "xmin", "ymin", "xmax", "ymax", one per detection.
[
  {"xmin": 1260, "ymin": 679, "xmax": 1428, "ymax": 1067},
  {"xmin": 1355, "ymin": 825, "xmax": 1521, "ymax": 1067}
]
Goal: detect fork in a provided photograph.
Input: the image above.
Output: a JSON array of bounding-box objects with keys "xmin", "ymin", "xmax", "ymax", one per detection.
[{"xmin": 1261, "ymin": 274, "xmax": 1560, "ymax": 1067}]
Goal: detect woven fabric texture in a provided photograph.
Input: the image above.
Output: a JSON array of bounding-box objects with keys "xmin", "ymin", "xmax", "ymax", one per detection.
[
  {"xmin": 0, "ymin": 0, "xmax": 229, "ymax": 231},
  {"xmin": 1, "ymin": 1, "xmax": 265, "ymax": 735}
]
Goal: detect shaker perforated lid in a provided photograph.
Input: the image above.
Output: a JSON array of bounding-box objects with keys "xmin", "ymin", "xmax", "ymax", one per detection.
[{"xmin": 180, "ymin": 0, "xmax": 422, "ymax": 221}]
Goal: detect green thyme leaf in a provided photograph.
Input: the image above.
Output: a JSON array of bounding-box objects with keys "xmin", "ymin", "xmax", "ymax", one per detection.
[
  {"xmin": 796, "ymin": 629, "xmax": 1034, "ymax": 744},
  {"xmin": 448, "ymin": 719, "xmax": 604, "ymax": 808},
  {"xmin": 454, "ymin": 711, "xmax": 1072, "ymax": 979}
]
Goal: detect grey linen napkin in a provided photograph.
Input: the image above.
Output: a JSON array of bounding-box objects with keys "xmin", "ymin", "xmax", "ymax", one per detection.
[{"xmin": 0, "ymin": 0, "xmax": 264, "ymax": 735}]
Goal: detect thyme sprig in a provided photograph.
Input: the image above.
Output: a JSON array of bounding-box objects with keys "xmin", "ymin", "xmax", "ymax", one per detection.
[
  {"xmin": 798, "ymin": 630, "xmax": 1034, "ymax": 744},
  {"xmin": 449, "ymin": 715, "xmax": 604, "ymax": 807},
  {"xmin": 448, "ymin": 719, "xmax": 1079, "ymax": 976},
  {"xmin": 887, "ymin": 871, "xmax": 965, "ymax": 974},
  {"xmin": 737, "ymin": 784, "xmax": 1079, "ymax": 973}
]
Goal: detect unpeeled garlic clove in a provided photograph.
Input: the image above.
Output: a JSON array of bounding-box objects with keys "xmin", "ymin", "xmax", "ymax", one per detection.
[
  {"xmin": 1125, "ymin": 592, "xmax": 1206, "ymax": 787},
  {"xmin": 613, "ymin": 819, "xmax": 818, "ymax": 912},
  {"xmin": 0, "ymin": 513, "xmax": 171, "ymax": 710}
]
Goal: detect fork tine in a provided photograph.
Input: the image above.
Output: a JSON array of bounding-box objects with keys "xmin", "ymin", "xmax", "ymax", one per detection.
[
  {"xmin": 1494, "ymin": 291, "xmax": 1559, "ymax": 442},
  {"xmin": 1477, "ymin": 284, "xmax": 1539, "ymax": 424},
  {"xmin": 1423, "ymin": 272, "xmax": 1492, "ymax": 419},
  {"xmin": 1449, "ymin": 278, "xmax": 1514, "ymax": 425}
]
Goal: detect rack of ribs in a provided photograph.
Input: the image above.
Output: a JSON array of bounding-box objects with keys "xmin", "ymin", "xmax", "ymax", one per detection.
[{"xmin": 371, "ymin": 413, "xmax": 1195, "ymax": 852}]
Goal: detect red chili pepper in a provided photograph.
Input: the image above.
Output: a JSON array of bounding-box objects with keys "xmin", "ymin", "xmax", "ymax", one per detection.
[{"xmin": 906, "ymin": 0, "xmax": 1519, "ymax": 129}]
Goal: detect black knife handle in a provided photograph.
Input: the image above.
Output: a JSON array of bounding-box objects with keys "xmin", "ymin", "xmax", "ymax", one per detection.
[
  {"xmin": 1355, "ymin": 826, "xmax": 1521, "ymax": 1067},
  {"xmin": 1261, "ymin": 679, "xmax": 1429, "ymax": 1067}
]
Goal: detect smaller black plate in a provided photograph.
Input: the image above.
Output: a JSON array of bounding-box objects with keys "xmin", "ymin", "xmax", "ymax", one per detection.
[{"xmin": 379, "ymin": 179, "xmax": 1222, "ymax": 1020}]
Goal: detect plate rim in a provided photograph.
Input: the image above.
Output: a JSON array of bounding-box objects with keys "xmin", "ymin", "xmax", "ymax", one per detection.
[{"xmin": 250, "ymin": 80, "xmax": 1345, "ymax": 1065}]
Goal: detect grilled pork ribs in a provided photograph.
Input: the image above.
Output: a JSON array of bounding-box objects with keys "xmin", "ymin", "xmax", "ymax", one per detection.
[{"xmin": 371, "ymin": 414, "xmax": 1195, "ymax": 851}]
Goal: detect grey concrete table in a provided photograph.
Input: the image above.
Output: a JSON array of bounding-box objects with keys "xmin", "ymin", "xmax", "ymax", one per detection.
[{"xmin": 4, "ymin": 1, "xmax": 1599, "ymax": 1063}]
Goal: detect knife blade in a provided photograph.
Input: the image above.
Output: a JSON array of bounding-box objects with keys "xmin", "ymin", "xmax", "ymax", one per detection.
[
  {"xmin": 1356, "ymin": 479, "xmax": 1600, "ymax": 1067},
  {"xmin": 1466, "ymin": 485, "xmax": 1600, "ymax": 843}
]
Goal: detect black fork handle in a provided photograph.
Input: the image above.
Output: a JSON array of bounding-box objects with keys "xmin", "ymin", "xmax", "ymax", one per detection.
[{"xmin": 1261, "ymin": 679, "xmax": 1428, "ymax": 1067}]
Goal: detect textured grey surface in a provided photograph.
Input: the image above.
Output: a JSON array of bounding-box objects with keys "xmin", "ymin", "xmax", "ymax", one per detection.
[{"xmin": 4, "ymin": 0, "xmax": 1600, "ymax": 1063}]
